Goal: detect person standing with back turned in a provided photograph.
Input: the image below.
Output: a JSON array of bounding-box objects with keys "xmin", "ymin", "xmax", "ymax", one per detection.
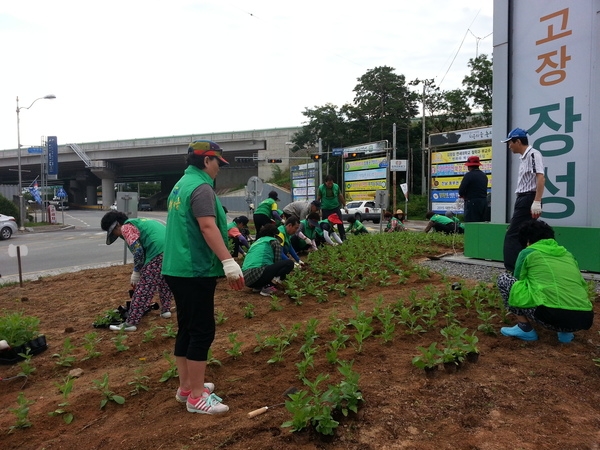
[
  {"xmin": 458, "ymin": 155, "xmax": 488, "ymax": 222},
  {"xmin": 162, "ymin": 140, "xmax": 244, "ymax": 415},
  {"xmin": 501, "ymin": 128, "xmax": 545, "ymax": 273}
]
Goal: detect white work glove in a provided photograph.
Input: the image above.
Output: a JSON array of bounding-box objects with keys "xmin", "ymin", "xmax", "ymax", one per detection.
[
  {"xmin": 304, "ymin": 237, "xmax": 312, "ymax": 245},
  {"xmin": 222, "ymin": 258, "xmax": 243, "ymax": 282},
  {"xmin": 530, "ymin": 200, "xmax": 542, "ymax": 218},
  {"xmin": 130, "ymin": 271, "xmax": 140, "ymax": 286}
]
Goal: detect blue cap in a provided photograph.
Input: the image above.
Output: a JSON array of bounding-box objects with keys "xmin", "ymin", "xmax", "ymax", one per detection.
[{"xmin": 501, "ymin": 128, "xmax": 528, "ymax": 143}]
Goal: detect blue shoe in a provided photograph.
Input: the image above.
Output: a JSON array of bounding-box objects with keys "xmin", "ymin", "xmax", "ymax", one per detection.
[
  {"xmin": 501, "ymin": 324, "xmax": 538, "ymax": 341},
  {"xmin": 557, "ymin": 332, "xmax": 574, "ymax": 343}
]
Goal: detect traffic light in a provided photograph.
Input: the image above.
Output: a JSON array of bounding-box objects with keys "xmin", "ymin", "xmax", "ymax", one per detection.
[
  {"xmin": 267, "ymin": 158, "xmax": 282, "ymax": 163},
  {"xmin": 311, "ymin": 154, "xmax": 327, "ymax": 162}
]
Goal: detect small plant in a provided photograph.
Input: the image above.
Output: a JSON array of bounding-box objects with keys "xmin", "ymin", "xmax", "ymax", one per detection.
[
  {"xmin": 128, "ymin": 367, "xmax": 150, "ymax": 396},
  {"xmin": 92, "ymin": 309, "xmax": 122, "ymax": 328},
  {"xmin": 477, "ymin": 308, "xmax": 498, "ymax": 336},
  {"xmin": 142, "ymin": 326, "xmax": 162, "ymax": 343},
  {"xmin": 159, "ymin": 351, "xmax": 179, "ymax": 382},
  {"xmin": 49, "ymin": 376, "xmax": 75, "ymax": 424},
  {"xmin": 81, "ymin": 332, "xmax": 102, "ymax": 360},
  {"xmin": 9, "ymin": 392, "xmax": 34, "ymax": 432},
  {"xmin": 269, "ymin": 295, "xmax": 283, "ymax": 311},
  {"xmin": 111, "ymin": 330, "xmax": 129, "ymax": 352},
  {"xmin": 375, "ymin": 306, "xmax": 396, "ymax": 343},
  {"xmin": 52, "ymin": 337, "xmax": 77, "ymax": 367},
  {"xmin": 207, "ymin": 348, "xmax": 222, "ymax": 366},
  {"xmin": 161, "ymin": 322, "xmax": 177, "ymax": 338},
  {"xmin": 226, "ymin": 332, "xmax": 243, "ymax": 358},
  {"xmin": 92, "ymin": 373, "xmax": 126, "ymax": 409},
  {"xmin": 411, "ymin": 342, "xmax": 443, "ymax": 369},
  {"xmin": 17, "ymin": 348, "xmax": 36, "ymax": 376},
  {"xmin": 215, "ymin": 310, "xmax": 228, "ymax": 325},
  {"xmin": 296, "ymin": 346, "xmax": 318, "ymax": 380},
  {"xmin": 243, "ymin": 302, "xmax": 255, "ymax": 319}
]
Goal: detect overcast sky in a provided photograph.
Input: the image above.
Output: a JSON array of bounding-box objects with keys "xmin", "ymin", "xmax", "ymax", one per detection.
[{"xmin": 0, "ymin": 0, "xmax": 493, "ymax": 152}]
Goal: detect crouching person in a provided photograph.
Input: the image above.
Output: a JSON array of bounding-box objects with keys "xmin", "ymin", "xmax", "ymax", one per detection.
[
  {"xmin": 227, "ymin": 215, "xmax": 250, "ymax": 258},
  {"xmin": 242, "ymin": 224, "xmax": 294, "ymax": 297},
  {"xmin": 497, "ymin": 220, "xmax": 594, "ymax": 343}
]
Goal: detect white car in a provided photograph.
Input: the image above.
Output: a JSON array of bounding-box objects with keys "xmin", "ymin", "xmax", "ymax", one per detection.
[
  {"xmin": 341, "ymin": 201, "xmax": 382, "ymax": 224},
  {"xmin": 0, "ymin": 214, "xmax": 18, "ymax": 240}
]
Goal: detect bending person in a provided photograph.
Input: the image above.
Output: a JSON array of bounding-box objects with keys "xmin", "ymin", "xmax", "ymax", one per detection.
[{"xmin": 497, "ymin": 220, "xmax": 594, "ymax": 343}]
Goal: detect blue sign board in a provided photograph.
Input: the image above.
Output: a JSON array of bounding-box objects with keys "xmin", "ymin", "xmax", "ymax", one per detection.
[
  {"xmin": 332, "ymin": 148, "xmax": 344, "ymax": 157},
  {"xmin": 56, "ymin": 187, "xmax": 68, "ymax": 199},
  {"xmin": 47, "ymin": 136, "xmax": 58, "ymax": 178},
  {"xmin": 28, "ymin": 146, "xmax": 44, "ymax": 154}
]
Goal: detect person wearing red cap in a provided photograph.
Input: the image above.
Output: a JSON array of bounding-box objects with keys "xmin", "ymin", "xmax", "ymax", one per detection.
[
  {"xmin": 317, "ymin": 213, "xmax": 344, "ymax": 245},
  {"xmin": 162, "ymin": 140, "xmax": 244, "ymax": 415},
  {"xmin": 501, "ymin": 128, "xmax": 545, "ymax": 273},
  {"xmin": 458, "ymin": 155, "xmax": 488, "ymax": 222}
]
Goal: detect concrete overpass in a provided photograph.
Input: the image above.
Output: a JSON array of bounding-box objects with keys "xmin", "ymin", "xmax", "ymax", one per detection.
[{"xmin": 0, "ymin": 127, "xmax": 305, "ymax": 208}]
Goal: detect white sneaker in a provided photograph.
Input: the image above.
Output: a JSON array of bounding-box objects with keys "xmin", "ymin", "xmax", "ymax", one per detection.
[
  {"xmin": 186, "ymin": 393, "xmax": 229, "ymax": 414},
  {"xmin": 161, "ymin": 311, "xmax": 172, "ymax": 319},
  {"xmin": 109, "ymin": 323, "xmax": 137, "ymax": 332}
]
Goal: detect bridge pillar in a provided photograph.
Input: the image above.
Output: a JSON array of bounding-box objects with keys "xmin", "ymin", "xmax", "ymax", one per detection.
[
  {"xmin": 86, "ymin": 185, "xmax": 98, "ymax": 206},
  {"xmin": 101, "ymin": 177, "xmax": 115, "ymax": 209}
]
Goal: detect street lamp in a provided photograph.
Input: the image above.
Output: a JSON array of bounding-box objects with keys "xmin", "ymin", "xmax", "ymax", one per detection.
[
  {"xmin": 409, "ymin": 79, "xmax": 434, "ymax": 197},
  {"xmin": 16, "ymin": 94, "xmax": 56, "ymax": 230}
]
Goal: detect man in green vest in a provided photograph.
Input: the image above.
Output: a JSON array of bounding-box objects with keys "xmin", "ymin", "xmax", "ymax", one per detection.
[
  {"xmin": 162, "ymin": 140, "xmax": 244, "ymax": 415},
  {"xmin": 253, "ymin": 190, "xmax": 282, "ymax": 239},
  {"xmin": 423, "ymin": 211, "xmax": 464, "ymax": 234}
]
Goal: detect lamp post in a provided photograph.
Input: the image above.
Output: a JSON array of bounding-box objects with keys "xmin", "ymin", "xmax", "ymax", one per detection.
[
  {"xmin": 16, "ymin": 94, "xmax": 56, "ymax": 230},
  {"xmin": 409, "ymin": 79, "xmax": 434, "ymax": 197}
]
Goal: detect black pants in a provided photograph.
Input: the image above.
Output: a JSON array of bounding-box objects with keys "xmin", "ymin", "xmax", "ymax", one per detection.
[
  {"xmin": 164, "ymin": 276, "xmax": 216, "ymax": 362},
  {"xmin": 503, "ymin": 192, "xmax": 535, "ymax": 272},
  {"xmin": 247, "ymin": 260, "xmax": 295, "ymax": 289},
  {"xmin": 464, "ymin": 198, "xmax": 488, "ymax": 222},
  {"xmin": 253, "ymin": 213, "xmax": 272, "ymax": 239}
]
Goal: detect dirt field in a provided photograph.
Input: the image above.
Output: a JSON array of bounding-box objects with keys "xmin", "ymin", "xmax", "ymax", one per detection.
[{"xmin": 1, "ymin": 247, "xmax": 600, "ymax": 450}]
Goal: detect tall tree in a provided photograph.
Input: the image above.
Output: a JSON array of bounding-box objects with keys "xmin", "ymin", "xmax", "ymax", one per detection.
[
  {"xmin": 290, "ymin": 103, "xmax": 351, "ymax": 152},
  {"xmin": 351, "ymin": 66, "xmax": 418, "ymax": 144},
  {"xmin": 462, "ymin": 54, "xmax": 493, "ymax": 125}
]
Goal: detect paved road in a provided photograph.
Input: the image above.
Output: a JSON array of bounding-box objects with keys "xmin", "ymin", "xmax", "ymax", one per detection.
[{"xmin": 0, "ymin": 210, "xmax": 166, "ymax": 285}]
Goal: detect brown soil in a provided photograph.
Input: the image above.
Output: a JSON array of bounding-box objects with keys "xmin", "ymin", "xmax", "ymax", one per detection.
[{"xmin": 1, "ymin": 253, "xmax": 600, "ymax": 450}]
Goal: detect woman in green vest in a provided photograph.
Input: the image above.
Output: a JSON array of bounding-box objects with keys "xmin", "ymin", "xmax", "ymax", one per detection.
[
  {"xmin": 317, "ymin": 175, "xmax": 346, "ymax": 241},
  {"xmin": 101, "ymin": 211, "xmax": 173, "ymax": 331},
  {"xmin": 162, "ymin": 140, "xmax": 244, "ymax": 415},
  {"xmin": 252, "ymin": 190, "xmax": 282, "ymax": 239}
]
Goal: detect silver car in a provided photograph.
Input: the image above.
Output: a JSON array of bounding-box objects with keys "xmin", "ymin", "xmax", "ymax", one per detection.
[{"xmin": 0, "ymin": 214, "xmax": 18, "ymax": 240}]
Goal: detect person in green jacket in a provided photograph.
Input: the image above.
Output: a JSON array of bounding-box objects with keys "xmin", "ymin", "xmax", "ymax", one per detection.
[
  {"xmin": 162, "ymin": 140, "xmax": 244, "ymax": 415},
  {"xmin": 242, "ymin": 223, "xmax": 294, "ymax": 296},
  {"xmin": 423, "ymin": 211, "xmax": 464, "ymax": 234},
  {"xmin": 101, "ymin": 211, "xmax": 173, "ymax": 331},
  {"xmin": 497, "ymin": 220, "xmax": 594, "ymax": 343},
  {"xmin": 317, "ymin": 175, "xmax": 346, "ymax": 241},
  {"xmin": 345, "ymin": 216, "xmax": 369, "ymax": 235},
  {"xmin": 253, "ymin": 191, "xmax": 282, "ymax": 239},
  {"xmin": 291, "ymin": 213, "xmax": 321, "ymax": 253}
]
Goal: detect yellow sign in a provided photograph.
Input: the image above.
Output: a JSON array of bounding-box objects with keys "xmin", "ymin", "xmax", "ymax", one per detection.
[
  {"xmin": 345, "ymin": 179, "xmax": 387, "ymax": 191},
  {"xmin": 431, "ymin": 146, "xmax": 492, "ymax": 164},
  {"xmin": 346, "ymin": 191, "xmax": 377, "ymax": 201},
  {"xmin": 431, "ymin": 176, "xmax": 493, "ymax": 190}
]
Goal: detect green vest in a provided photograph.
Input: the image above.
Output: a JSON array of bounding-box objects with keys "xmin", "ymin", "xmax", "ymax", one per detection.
[
  {"xmin": 300, "ymin": 219, "xmax": 321, "ymax": 239},
  {"xmin": 162, "ymin": 165, "xmax": 227, "ymax": 278},
  {"xmin": 227, "ymin": 222, "xmax": 236, "ymax": 231},
  {"xmin": 318, "ymin": 183, "xmax": 341, "ymax": 210},
  {"xmin": 348, "ymin": 220, "xmax": 367, "ymax": 233},
  {"xmin": 255, "ymin": 198, "xmax": 277, "ymax": 217},
  {"xmin": 124, "ymin": 218, "xmax": 165, "ymax": 265},
  {"xmin": 277, "ymin": 224, "xmax": 292, "ymax": 247},
  {"xmin": 242, "ymin": 237, "xmax": 277, "ymax": 270}
]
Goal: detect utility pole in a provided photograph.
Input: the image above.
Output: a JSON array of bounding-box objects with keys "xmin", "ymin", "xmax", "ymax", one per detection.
[{"xmin": 392, "ymin": 123, "xmax": 397, "ymax": 212}]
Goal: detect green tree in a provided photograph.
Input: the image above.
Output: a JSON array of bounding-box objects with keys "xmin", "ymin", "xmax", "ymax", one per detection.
[
  {"xmin": 0, "ymin": 194, "xmax": 19, "ymax": 221},
  {"xmin": 462, "ymin": 54, "xmax": 493, "ymax": 125},
  {"xmin": 351, "ymin": 66, "xmax": 418, "ymax": 143}
]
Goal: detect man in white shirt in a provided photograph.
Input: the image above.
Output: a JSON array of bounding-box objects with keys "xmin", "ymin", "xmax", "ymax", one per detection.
[{"xmin": 501, "ymin": 128, "xmax": 545, "ymax": 272}]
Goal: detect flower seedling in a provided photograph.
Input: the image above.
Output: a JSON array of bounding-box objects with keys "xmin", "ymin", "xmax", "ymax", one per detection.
[
  {"xmin": 243, "ymin": 302, "xmax": 255, "ymax": 319},
  {"xmin": 226, "ymin": 332, "xmax": 243, "ymax": 358},
  {"xmin": 17, "ymin": 348, "xmax": 35, "ymax": 376},
  {"xmin": 92, "ymin": 373, "xmax": 125, "ymax": 409},
  {"xmin": 128, "ymin": 367, "xmax": 150, "ymax": 396},
  {"xmin": 411, "ymin": 342, "xmax": 443, "ymax": 370},
  {"xmin": 9, "ymin": 392, "xmax": 34, "ymax": 432},
  {"xmin": 81, "ymin": 332, "xmax": 102, "ymax": 360},
  {"xmin": 269, "ymin": 295, "xmax": 283, "ymax": 311},
  {"xmin": 207, "ymin": 348, "xmax": 222, "ymax": 366},
  {"xmin": 159, "ymin": 351, "xmax": 178, "ymax": 382},
  {"xmin": 142, "ymin": 326, "xmax": 162, "ymax": 343},
  {"xmin": 52, "ymin": 337, "xmax": 76, "ymax": 367},
  {"xmin": 161, "ymin": 322, "xmax": 177, "ymax": 338},
  {"xmin": 111, "ymin": 330, "xmax": 129, "ymax": 352},
  {"xmin": 49, "ymin": 376, "xmax": 75, "ymax": 424},
  {"xmin": 215, "ymin": 310, "xmax": 228, "ymax": 325}
]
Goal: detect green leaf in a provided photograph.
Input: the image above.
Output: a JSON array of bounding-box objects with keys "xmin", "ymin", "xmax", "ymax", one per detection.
[
  {"xmin": 111, "ymin": 395, "xmax": 126, "ymax": 405},
  {"xmin": 64, "ymin": 413, "xmax": 74, "ymax": 424}
]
